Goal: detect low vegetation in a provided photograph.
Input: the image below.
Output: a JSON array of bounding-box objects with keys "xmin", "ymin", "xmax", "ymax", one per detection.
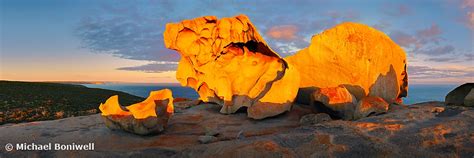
[{"xmin": 0, "ymin": 81, "xmax": 144, "ymax": 125}]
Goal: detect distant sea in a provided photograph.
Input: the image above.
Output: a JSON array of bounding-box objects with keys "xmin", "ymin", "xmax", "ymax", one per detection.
[{"xmin": 83, "ymin": 83, "xmax": 459, "ymax": 105}]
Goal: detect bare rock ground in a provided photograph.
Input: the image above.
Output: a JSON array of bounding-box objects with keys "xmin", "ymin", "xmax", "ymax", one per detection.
[{"xmin": 0, "ymin": 101, "xmax": 473, "ymax": 157}]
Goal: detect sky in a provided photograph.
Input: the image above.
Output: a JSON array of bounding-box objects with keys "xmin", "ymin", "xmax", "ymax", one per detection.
[{"xmin": 1, "ymin": 0, "xmax": 473, "ymax": 84}]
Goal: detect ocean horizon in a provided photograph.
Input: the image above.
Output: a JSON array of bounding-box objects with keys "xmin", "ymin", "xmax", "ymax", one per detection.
[{"xmin": 83, "ymin": 83, "xmax": 460, "ymax": 105}]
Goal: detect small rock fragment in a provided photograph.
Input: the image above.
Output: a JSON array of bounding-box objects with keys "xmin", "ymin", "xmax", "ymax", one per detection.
[
  {"xmin": 198, "ymin": 135, "xmax": 217, "ymax": 144},
  {"xmin": 236, "ymin": 130, "xmax": 245, "ymax": 140},
  {"xmin": 204, "ymin": 127, "xmax": 219, "ymax": 136},
  {"xmin": 431, "ymin": 107, "xmax": 445, "ymax": 113},
  {"xmin": 353, "ymin": 96, "xmax": 389, "ymax": 120},
  {"xmin": 311, "ymin": 86, "xmax": 357, "ymax": 120},
  {"xmin": 300, "ymin": 113, "xmax": 332, "ymax": 125}
]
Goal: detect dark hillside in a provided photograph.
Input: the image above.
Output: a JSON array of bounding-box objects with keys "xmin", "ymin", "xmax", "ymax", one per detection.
[{"xmin": 0, "ymin": 80, "xmax": 144, "ymax": 124}]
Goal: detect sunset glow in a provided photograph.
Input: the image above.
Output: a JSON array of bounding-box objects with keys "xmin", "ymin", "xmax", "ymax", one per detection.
[{"xmin": 1, "ymin": 0, "xmax": 472, "ymax": 84}]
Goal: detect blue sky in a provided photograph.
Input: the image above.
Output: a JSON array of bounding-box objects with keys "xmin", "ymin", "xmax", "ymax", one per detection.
[{"xmin": 1, "ymin": 0, "xmax": 473, "ymax": 83}]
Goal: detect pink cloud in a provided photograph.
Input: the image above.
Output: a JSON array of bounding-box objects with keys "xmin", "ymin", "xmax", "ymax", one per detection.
[
  {"xmin": 391, "ymin": 31, "xmax": 420, "ymax": 48},
  {"xmin": 417, "ymin": 24, "xmax": 442, "ymax": 38},
  {"xmin": 456, "ymin": 0, "xmax": 474, "ymax": 30},
  {"xmin": 466, "ymin": 12, "xmax": 474, "ymax": 30},
  {"xmin": 461, "ymin": 0, "xmax": 474, "ymax": 8},
  {"xmin": 415, "ymin": 24, "xmax": 443, "ymax": 45},
  {"xmin": 397, "ymin": 5, "xmax": 412, "ymax": 15},
  {"xmin": 381, "ymin": 4, "xmax": 412, "ymax": 16},
  {"xmin": 266, "ymin": 25, "xmax": 298, "ymax": 41}
]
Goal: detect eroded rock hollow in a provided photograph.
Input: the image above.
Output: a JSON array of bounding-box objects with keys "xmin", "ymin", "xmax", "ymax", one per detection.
[
  {"xmin": 164, "ymin": 15, "xmax": 300, "ymax": 119},
  {"xmin": 164, "ymin": 15, "xmax": 407, "ymax": 120}
]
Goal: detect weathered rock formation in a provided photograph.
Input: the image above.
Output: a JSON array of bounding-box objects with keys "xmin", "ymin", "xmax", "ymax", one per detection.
[
  {"xmin": 164, "ymin": 15, "xmax": 407, "ymax": 120},
  {"xmin": 164, "ymin": 15, "xmax": 300, "ymax": 119},
  {"xmin": 2, "ymin": 102, "xmax": 473, "ymax": 157},
  {"xmin": 286, "ymin": 22, "xmax": 408, "ymax": 104},
  {"xmin": 99, "ymin": 89, "xmax": 174, "ymax": 135},
  {"xmin": 285, "ymin": 22, "xmax": 407, "ymax": 119},
  {"xmin": 446, "ymin": 83, "xmax": 474, "ymax": 107}
]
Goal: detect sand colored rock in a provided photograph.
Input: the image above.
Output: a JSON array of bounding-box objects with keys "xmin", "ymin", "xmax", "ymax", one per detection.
[
  {"xmin": 164, "ymin": 15, "xmax": 300, "ymax": 119},
  {"xmin": 353, "ymin": 96, "xmax": 389, "ymax": 120},
  {"xmin": 99, "ymin": 89, "xmax": 174, "ymax": 135},
  {"xmin": 310, "ymin": 86, "xmax": 357, "ymax": 119},
  {"xmin": 285, "ymin": 22, "xmax": 408, "ymax": 104}
]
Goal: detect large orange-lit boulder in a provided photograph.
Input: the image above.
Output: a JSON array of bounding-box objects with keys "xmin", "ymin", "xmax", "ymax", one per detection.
[
  {"xmin": 286, "ymin": 22, "xmax": 408, "ymax": 104},
  {"xmin": 99, "ymin": 89, "xmax": 174, "ymax": 135},
  {"xmin": 164, "ymin": 15, "xmax": 300, "ymax": 119}
]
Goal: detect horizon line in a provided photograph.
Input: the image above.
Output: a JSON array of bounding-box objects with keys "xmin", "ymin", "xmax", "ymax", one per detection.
[{"xmin": 1, "ymin": 80, "xmax": 469, "ymax": 86}]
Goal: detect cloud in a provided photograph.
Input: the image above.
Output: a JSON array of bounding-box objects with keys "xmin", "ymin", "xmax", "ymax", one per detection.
[
  {"xmin": 76, "ymin": 1, "xmax": 365, "ymax": 60},
  {"xmin": 425, "ymin": 57, "xmax": 459, "ymax": 62},
  {"xmin": 265, "ymin": 10, "xmax": 360, "ymax": 55},
  {"xmin": 75, "ymin": 1, "xmax": 262, "ymax": 63},
  {"xmin": 76, "ymin": 1, "xmax": 470, "ymax": 79},
  {"xmin": 416, "ymin": 24, "xmax": 443, "ymax": 45},
  {"xmin": 116, "ymin": 62, "xmax": 178, "ymax": 73},
  {"xmin": 416, "ymin": 24, "xmax": 442, "ymax": 39},
  {"xmin": 390, "ymin": 31, "xmax": 420, "ymax": 48},
  {"xmin": 75, "ymin": 4, "xmax": 180, "ymax": 62},
  {"xmin": 461, "ymin": 0, "xmax": 474, "ymax": 8},
  {"xmin": 452, "ymin": 0, "xmax": 474, "ymax": 30},
  {"xmin": 465, "ymin": 53, "xmax": 474, "ymax": 60},
  {"xmin": 466, "ymin": 11, "xmax": 474, "ymax": 30},
  {"xmin": 372, "ymin": 20, "xmax": 391, "ymax": 31},
  {"xmin": 266, "ymin": 25, "xmax": 298, "ymax": 41},
  {"xmin": 311, "ymin": 10, "xmax": 361, "ymax": 31},
  {"xmin": 390, "ymin": 24, "xmax": 467, "ymax": 64},
  {"xmin": 271, "ymin": 41, "xmax": 309, "ymax": 54},
  {"xmin": 419, "ymin": 45, "xmax": 455, "ymax": 55},
  {"xmin": 408, "ymin": 65, "xmax": 474, "ymax": 79},
  {"xmin": 390, "ymin": 24, "xmax": 450, "ymax": 55},
  {"xmin": 381, "ymin": 4, "xmax": 412, "ymax": 17}
]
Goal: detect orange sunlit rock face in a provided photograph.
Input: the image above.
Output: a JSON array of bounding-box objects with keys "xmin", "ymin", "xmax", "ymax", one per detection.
[
  {"xmin": 164, "ymin": 15, "xmax": 300, "ymax": 119},
  {"xmin": 99, "ymin": 89, "xmax": 174, "ymax": 135},
  {"xmin": 286, "ymin": 22, "xmax": 408, "ymax": 104},
  {"xmin": 164, "ymin": 14, "xmax": 407, "ymax": 120}
]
